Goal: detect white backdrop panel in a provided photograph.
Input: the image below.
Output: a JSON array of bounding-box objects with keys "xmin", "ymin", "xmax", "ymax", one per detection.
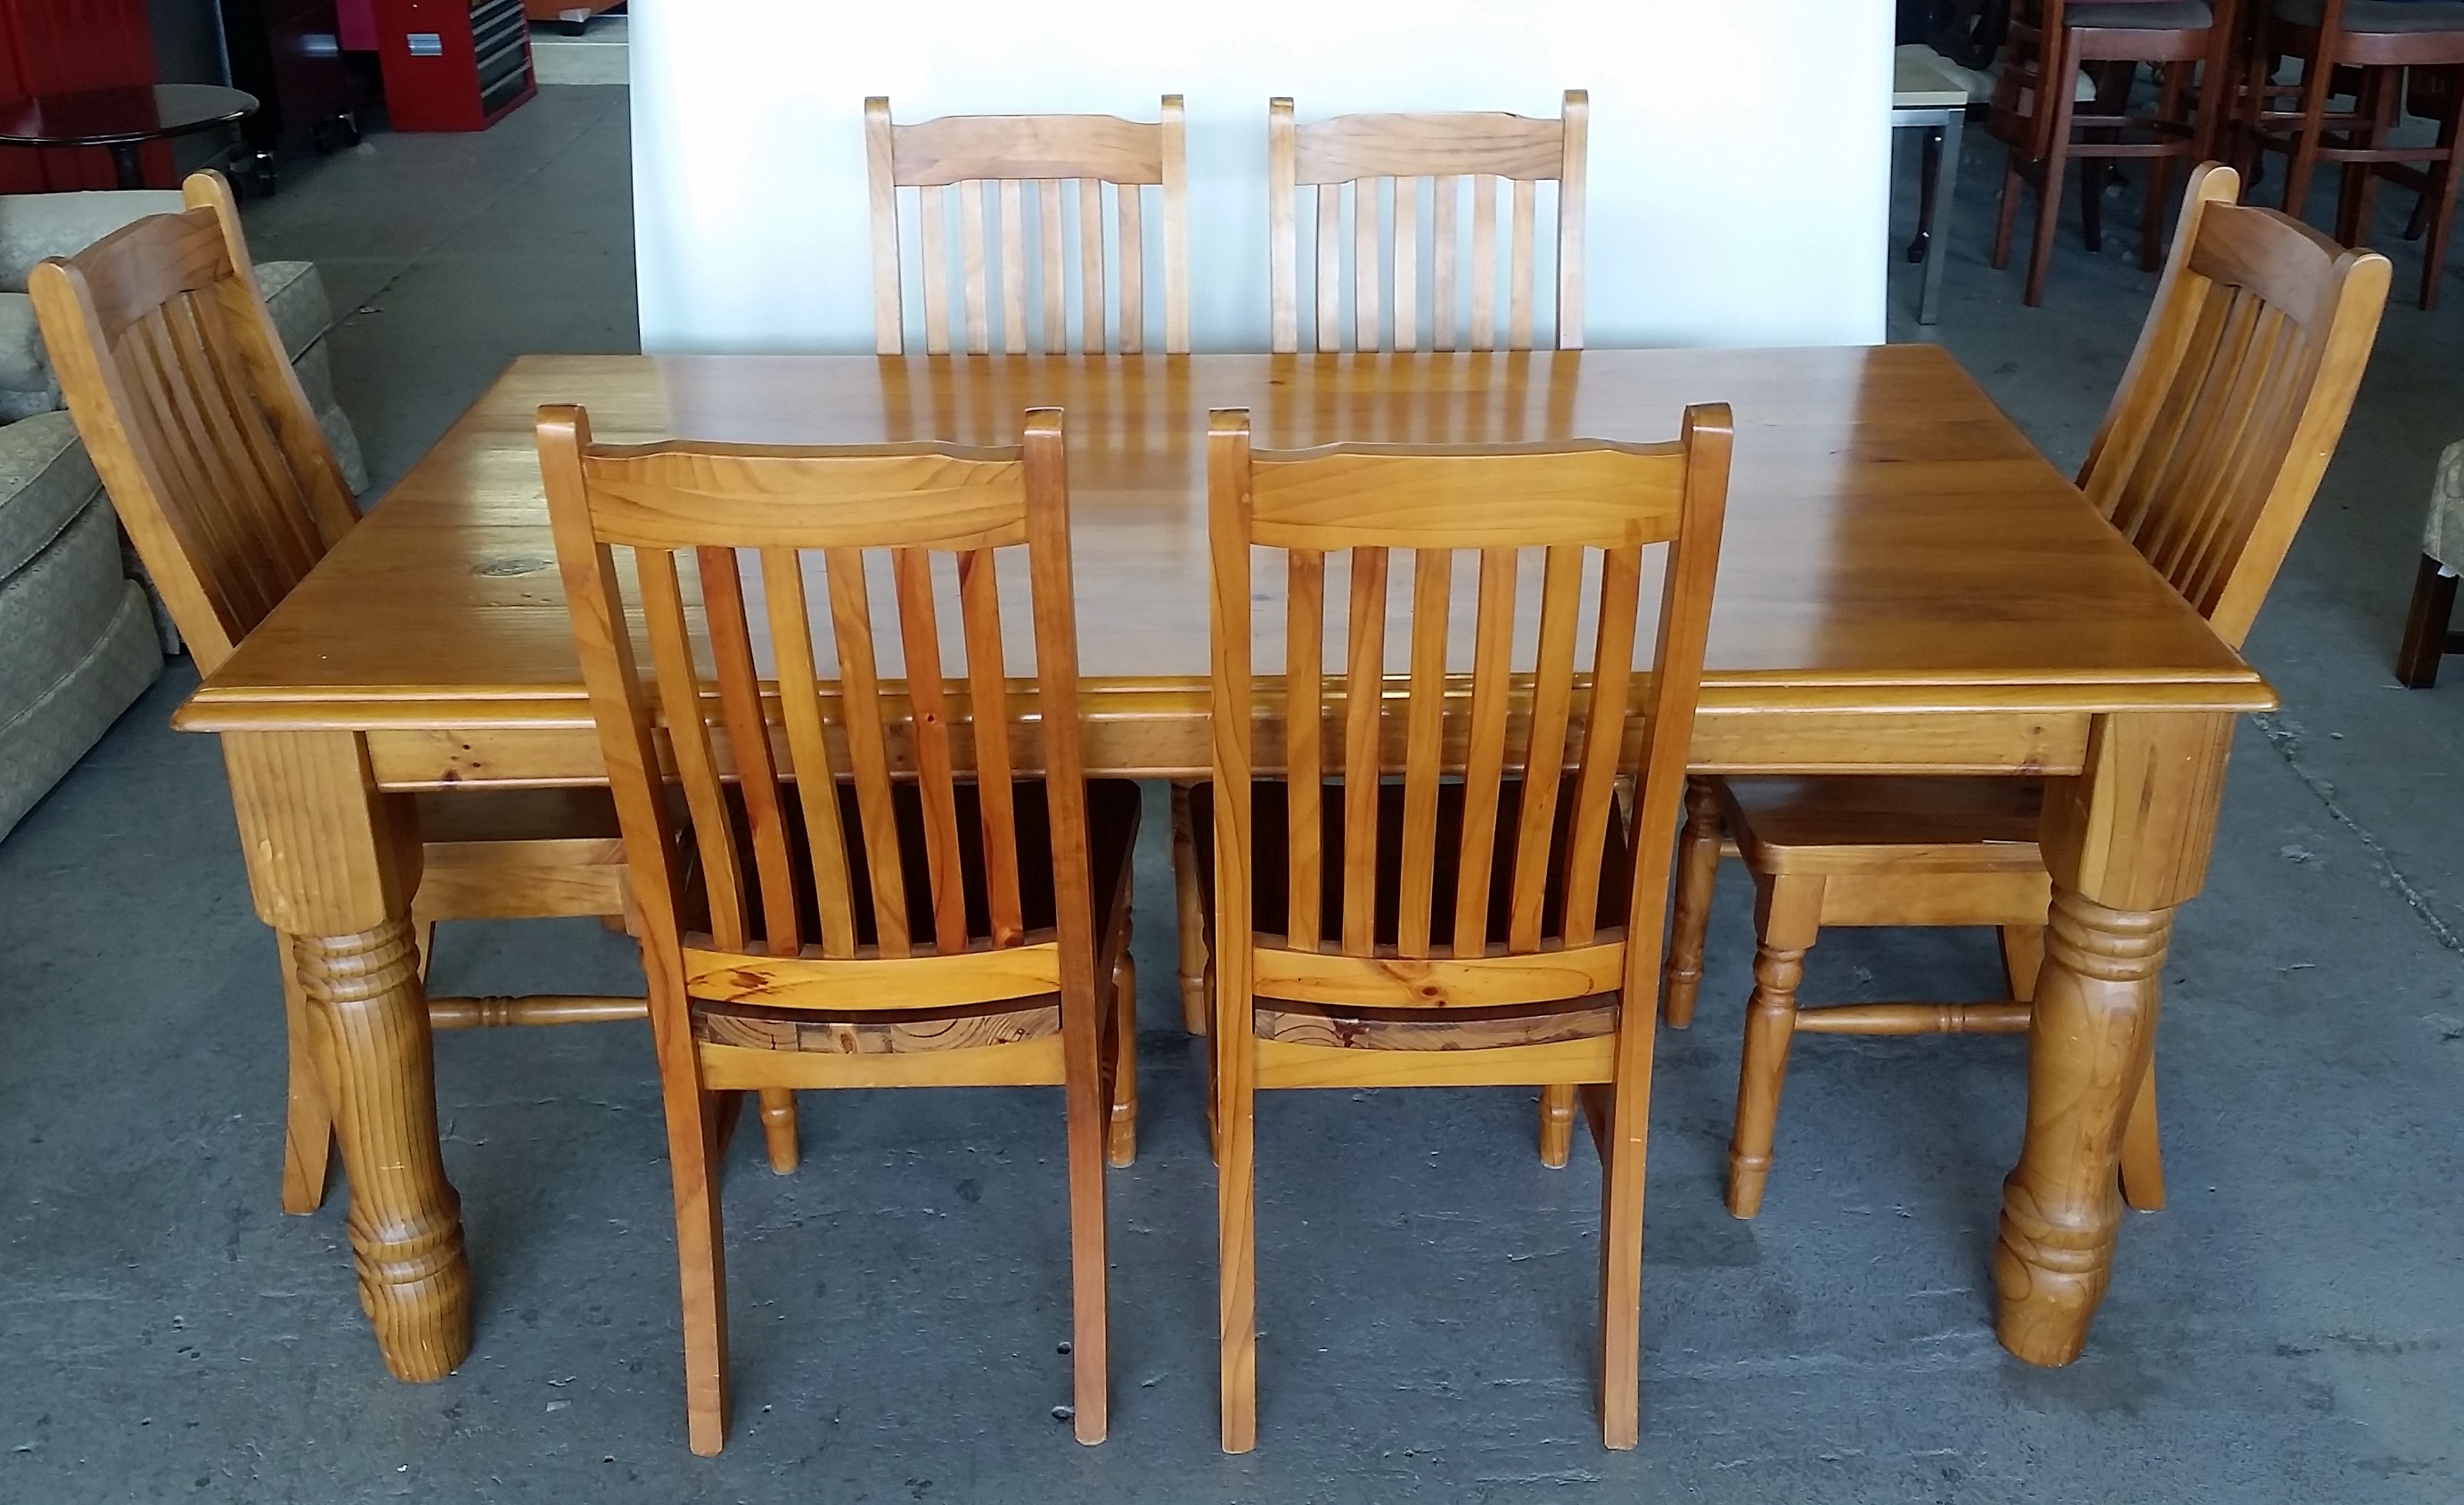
[{"xmin": 630, "ymin": 0, "xmax": 1893, "ymax": 353}]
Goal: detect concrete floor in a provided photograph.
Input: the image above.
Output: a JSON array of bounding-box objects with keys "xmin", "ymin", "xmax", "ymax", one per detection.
[{"xmin": 3, "ymin": 88, "xmax": 2460, "ymax": 1501}]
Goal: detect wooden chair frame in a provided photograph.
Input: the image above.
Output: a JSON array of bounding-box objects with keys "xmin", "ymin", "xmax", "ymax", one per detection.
[
  {"xmin": 1268, "ymin": 91, "xmax": 1587, "ymax": 354},
  {"xmin": 24, "ymin": 170, "xmax": 707, "ymax": 1217},
  {"xmin": 867, "ymin": 95, "xmax": 1189, "ymax": 356},
  {"xmin": 1660, "ymin": 163, "xmax": 2390, "ymax": 1222},
  {"xmin": 1204, "ymin": 405, "xmax": 1731, "ymax": 1452},
  {"xmin": 539, "ymin": 405, "xmax": 1134, "ymax": 1453}
]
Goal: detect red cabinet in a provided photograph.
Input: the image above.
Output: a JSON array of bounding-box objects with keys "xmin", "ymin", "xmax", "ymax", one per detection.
[{"xmin": 372, "ymin": 0, "xmax": 533, "ymax": 131}]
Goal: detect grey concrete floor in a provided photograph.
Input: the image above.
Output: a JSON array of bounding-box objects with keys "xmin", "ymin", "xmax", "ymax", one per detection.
[{"xmin": 3, "ymin": 90, "xmax": 2460, "ymax": 1501}]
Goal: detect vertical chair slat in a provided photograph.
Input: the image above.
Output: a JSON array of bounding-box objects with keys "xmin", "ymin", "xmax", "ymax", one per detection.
[
  {"xmin": 1354, "ymin": 179, "xmax": 1379, "ymax": 353},
  {"xmin": 129, "ymin": 312, "xmax": 285, "ymax": 619},
  {"xmin": 1078, "ymin": 179, "xmax": 1106, "ymax": 354},
  {"xmin": 182, "ymin": 290, "xmax": 323, "ymax": 572},
  {"xmin": 2150, "ymin": 303, "xmax": 2281, "ymax": 586},
  {"xmin": 1396, "ymin": 548, "xmax": 1451, "ymax": 955},
  {"xmin": 1510, "ymin": 178, "xmax": 1537, "ymax": 351},
  {"xmin": 920, "ymin": 185, "xmax": 952, "ymax": 356},
  {"xmin": 1506, "ymin": 544, "xmax": 1583, "ymax": 951},
  {"xmin": 2139, "ymin": 289, "xmax": 2261, "ymax": 570},
  {"xmin": 1340, "ymin": 545, "xmax": 1388, "ymax": 953},
  {"xmin": 824, "ymin": 546, "xmax": 912, "ymax": 957},
  {"xmin": 2112, "ymin": 279, "xmax": 2234, "ymax": 538},
  {"xmin": 697, "ymin": 544, "xmax": 803, "ymax": 955},
  {"xmin": 1000, "ymin": 179, "xmax": 1028, "ymax": 355},
  {"xmin": 1392, "ymin": 176, "xmax": 1419, "ymax": 353},
  {"xmin": 960, "ymin": 180, "xmax": 991, "ymax": 355},
  {"xmin": 165, "ymin": 293, "xmax": 317, "ymax": 581},
  {"xmin": 1118, "ymin": 183, "xmax": 1145, "ymax": 356},
  {"xmin": 638, "ymin": 546, "xmax": 749, "ymax": 953},
  {"xmin": 893, "ymin": 547, "xmax": 970, "ymax": 953},
  {"xmin": 1470, "ymin": 175, "xmax": 1497, "ymax": 350},
  {"xmin": 1285, "ymin": 549, "xmax": 1326, "ymax": 951},
  {"xmin": 1432, "ymin": 176, "xmax": 1459, "ymax": 353},
  {"xmin": 1450, "ymin": 546, "xmax": 1518, "ymax": 955},
  {"xmin": 1040, "ymin": 179, "xmax": 1068, "ymax": 354},
  {"xmin": 2182, "ymin": 330, "xmax": 2313, "ymax": 612},
  {"xmin": 959, "ymin": 548, "xmax": 1026, "ymax": 946},
  {"xmin": 1557, "ymin": 544, "xmax": 1641, "ymax": 946},
  {"xmin": 760, "ymin": 546, "xmax": 858, "ymax": 958},
  {"xmin": 1317, "ymin": 184, "xmax": 1343, "ymax": 354}
]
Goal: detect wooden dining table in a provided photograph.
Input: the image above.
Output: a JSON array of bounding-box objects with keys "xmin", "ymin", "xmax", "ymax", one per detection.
[{"xmin": 174, "ymin": 345, "xmax": 2273, "ymax": 1388}]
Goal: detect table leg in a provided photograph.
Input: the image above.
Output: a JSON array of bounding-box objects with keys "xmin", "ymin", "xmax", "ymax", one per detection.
[
  {"xmin": 223, "ymin": 730, "xmax": 471, "ymax": 1382},
  {"xmin": 1920, "ymin": 111, "xmax": 1965, "ymax": 325},
  {"xmin": 1997, "ymin": 711, "xmax": 2231, "ymax": 1365},
  {"xmin": 108, "ymin": 142, "xmax": 147, "ymax": 190}
]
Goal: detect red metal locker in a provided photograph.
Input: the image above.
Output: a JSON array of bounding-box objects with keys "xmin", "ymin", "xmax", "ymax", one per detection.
[{"xmin": 372, "ymin": 0, "xmax": 533, "ymax": 132}]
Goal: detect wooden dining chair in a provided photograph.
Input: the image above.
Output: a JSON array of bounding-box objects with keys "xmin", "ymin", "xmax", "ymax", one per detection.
[
  {"xmin": 1266, "ymin": 91, "xmax": 1586, "ymax": 355},
  {"xmin": 1657, "ymin": 164, "xmax": 2388, "ymax": 1221},
  {"xmin": 1196, "ymin": 405, "xmax": 1732, "ymax": 1452},
  {"xmin": 538, "ymin": 405, "xmax": 1140, "ymax": 1454},
  {"xmin": 21, "ymin": 170, "xmax": 806, "ymax": 1214},
  {"xmin": 866, "ymin": 95, "xmax": 1189, "ymax": 356},
  {"xmin": 1988, "ymin": 0, "xmax": 2243, "ymax": 305},
  {"xmin": 2238, "ymin": 0, "xmax": 2464, "ymax": 308}
]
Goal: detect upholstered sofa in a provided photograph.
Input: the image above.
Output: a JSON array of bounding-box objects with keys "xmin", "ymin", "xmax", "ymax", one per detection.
[{"xmin": 0, "ymin": 190, "xmax": 365, "ymax": 841}]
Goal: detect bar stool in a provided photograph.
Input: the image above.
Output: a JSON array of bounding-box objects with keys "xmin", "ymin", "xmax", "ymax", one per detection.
[{"xmin": 1991, "ymin": 0, "xmax": 2243, "ymax": 304}]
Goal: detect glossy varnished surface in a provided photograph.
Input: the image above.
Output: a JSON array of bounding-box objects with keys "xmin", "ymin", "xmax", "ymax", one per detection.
[{"xmin": 177, "ymin": 348, "xmax": 2272, "ymax": 744}]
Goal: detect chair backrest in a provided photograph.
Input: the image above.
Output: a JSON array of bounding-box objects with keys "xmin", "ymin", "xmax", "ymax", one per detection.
[
  {"xmin": 867, "ymin": 96, "xmax": 1189, "ymax": 357},
  {"xmin": 29, "ymin": 170, "xmax": 359, "ymax": 674},
  {"xmin": 2080, "ymin": 162, "xmax": 2391, "ymax": 647},
  {"xmin": 1268, "ymin": 92, "xmax": 1587, "ymax": 356},
  {"xmin": 539, "ymin": 406, "xmax": 1100, "ymax": 1023},
  {"xmin": 1205, "ymin": 407, "xmax": 1729, "ymax": 1015}
]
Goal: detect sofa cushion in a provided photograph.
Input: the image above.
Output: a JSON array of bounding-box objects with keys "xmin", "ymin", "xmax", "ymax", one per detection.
[
  {"xmin": 0, "ymin": 189, "xmax": 183, "ymax": 292},
  {"xmin": 2426, "ymin": 439, "xmax": 2464, "ymax": 571},
  {"xmin": 0, "ymin": 258, "xmax": 332, "ymax": 421},
  {"xmin": 0, "ymin": 293, "xmax": 43, "ymax": 404},
  {"xmin": 0, "ymin": 494, "xmax": 133, "ymax": 716},
  {"xmin": 257, "ymin": 260, "xmax": 333, "ymax": 361},
  {"xmin": 0, "ymin": 411, "xmax": 101, "ymax": 582},
  {"xmin": 0, "ymin": 578, "xmax": 161, "ymax": 842}
]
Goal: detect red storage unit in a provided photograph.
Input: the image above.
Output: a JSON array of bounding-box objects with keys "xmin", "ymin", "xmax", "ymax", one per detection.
[
  {"xmin": 0, "ymin": 0, "xmax": 170, "ymax": 190},
  {"xmin": 372, "ymin": 0, "xmax": 533, "ymax": 132}
]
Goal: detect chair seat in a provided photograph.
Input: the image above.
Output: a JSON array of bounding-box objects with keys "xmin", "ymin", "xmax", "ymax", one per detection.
[
  {"xmin": 1711, "ymin": 775, "xmax": 2044, "ymax": 877},
  {"xmin": 2275, "ymin": 0, "xmax": 2464, "ymax": 32},
  {"xmin": 1188, "ymin": 777, "xmax": 1631, "ymax": 956},
  {"xmin": 2068, "ymin": 1, "xmax": 2212, "ymax": 27},
  {"xmin": 687, "ymin": 778, "xmax": 1142, "ymax": 1051}
]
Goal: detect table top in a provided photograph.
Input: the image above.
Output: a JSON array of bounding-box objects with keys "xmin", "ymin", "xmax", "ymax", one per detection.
[
  {"xmin": 175, "ymin": 347, "xmax": 2273, "ymax": 737},
  {"xmin": 1893, "ymin": 45, "xmax": 1975, "ymax": 110},
  {"xmin": 0, "ymin": 84, "xmax": 256, "ymax": 149}
]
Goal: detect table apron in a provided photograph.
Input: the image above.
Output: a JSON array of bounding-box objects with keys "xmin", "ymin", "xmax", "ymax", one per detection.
[{"xmin": 360, "ymin": 705, "xmax": 2095, "ymax": 789}]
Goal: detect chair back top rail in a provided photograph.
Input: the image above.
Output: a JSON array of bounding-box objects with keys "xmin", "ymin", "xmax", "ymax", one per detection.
[
  {"xmin": 1270, "ymin": 92, "xmax": 1586, "ymax": 356},
  {"xmin": 867, "ymin": 96, "xmax": 1189, "ymax": 358},
  {"xmin": 29, "ymin": 169, "xmax": 358, "ymax": 673},
  {"xmin": 1206, "ymin": 405, "xmax": 1728, "ymax": 1016},
  {"xmin": 2078, "ymin": 162, "xmax": 2392, "ymax": 647},
  {"xmin": 539, "ymin": 404, "xmax": 1101, "ymax": 1022}
]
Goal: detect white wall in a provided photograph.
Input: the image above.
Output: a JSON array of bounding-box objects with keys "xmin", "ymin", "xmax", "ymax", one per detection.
[{"xmin": 631, "ymin": 0, "xmax": 1893, "ymax": 353}]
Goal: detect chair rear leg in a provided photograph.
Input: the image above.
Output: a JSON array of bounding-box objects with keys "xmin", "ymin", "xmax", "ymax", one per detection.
[
  {"xmin": 1109, "ymin": 916, "xmax": 1139, "ymax": 1168},
  {"xmin": 2120, "ymin": 1059, "xmax": 2166, "ymax": 1211},
  {"xmin": 1538, "ymin": 1084, "xmax": 1577, "ymax": 1168},
  {"xmin": 2418, "ymin": 71, "xmax": 2464, "ymax": 309},
  {"xmin": 279, "ymin": 947, "xmax": 335, "ymax": 1215},
  {"xmin": 2001, "ymin": 923, "xmax": 2048, "ymax": 1003},
  {"xmin": 1171, "ymin": 784, "xmax": 1208, "ymax": 1034},
  {"xmin": 1728, "ymin": 875, "xmax": 1824, "ymax": 1219},
  {"xmin": 757, "ymin": 1090, "xmax": 799, "ymax": 1174},
  {"xmin": 1594, "ymin": 1034, "xmax": 1656, "ymax": 1449},
  {"xmin": 667, "ymin": 1085, "xmax": 730, "ymax": 1455},
  {"xmin": 1063, "ymin": 1010, "xmax": 1112, "ymax": 1444},
  {"xmin": 1660, "ymin": 777, "xmax": 1723, "ymax": 1029},
  {"xmin": 1217, "ymin": 1031, "xmax": 1257, "ymax": 1452}
]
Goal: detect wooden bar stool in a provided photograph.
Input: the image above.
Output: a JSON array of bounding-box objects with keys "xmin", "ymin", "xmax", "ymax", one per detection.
[
  {"xmin": 1990, "ymin": 0, "xmax": 2243, "ymax": 304},
  {"xmin": 1196, "ymin": 408, "xmax": 1731, "ymax": 1452},
  {"xmin": 1658, "ymin": 165, "xmax": 2389, "ymax": 1221},
  {"xmin": 2243, "ymin": 0, "xmax": 2464, "ymax": 307},
  {"xmin": 25, "ymin": 170, "xmax": 802, "ymax": 1217},
  {"xmin": 538, "ymin": 406, "xmax": 1141, "ymax": 1453}
]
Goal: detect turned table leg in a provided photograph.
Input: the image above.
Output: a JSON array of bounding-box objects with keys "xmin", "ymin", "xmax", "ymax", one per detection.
[
  {"xmin": 224, "ymin": 731, "xmax": 472, "ymax": 1382},
  {"xmin": 1998, "ymin": 710, "xmax": 2231, "ymax": 1365}
]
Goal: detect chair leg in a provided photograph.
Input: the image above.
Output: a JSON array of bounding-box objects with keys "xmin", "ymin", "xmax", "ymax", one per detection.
[
  {"xmin": 1216, "ymin": 1022, "xmax": 1257, "ymax": 1452},
  {"xmin": 757, "ymin": 1089, "xmax": 798, "ymax": 1175},
  {"xmin": 2398, "ymin": 554, "xmax": 2459, "ymax": 688},
  {"xmin": 2418, "ymin": 70, "xmax": 2464, "ymax": 310},
  {"xmin": 1728, "ymin": 875, "xmax": 1824, "ymax": 1219},
  {"xmin": 1595, "ymin": 1036, "xmax": 1656, "ymax": 1450},
  {"xmin": 1063, "ymin": 978, "xmax": 1112, "ymax": 1444},
  {"xmin": 1537, "ymin": 1084, "xmax": 1577, "ymax": 1169},
  {"xmin": 1993, "ymin": 151, "xmax": 2026, "ymax": 272},
  {"xmin": 667, "ymin": 1084, "xmax": 730, "ymax": 1456},
  {"xmin": 2120, "ymin": 1059, "xmax": 2166, "ymax": 1212},
  {"xmin": 2282, "ymin": 33, "xmax": 2333, "ymax": 221},
  {"xmin": 1109, "ymin": 919, "xmax": 1139, "ymax": 1168},
  {"xmin": 2001, "ymin": 922, "xmax": 2048, "ymax": 1004},
  {"xmin": 1171, "ymin": 783, "xmax": 1208, "ymax": 1035},
  {"xmin": 2142, "ymin": 68, "xmax": 2185, "ymax": 273},
  {"xmin": 2026, "ymin": 49, "xmax": 2083, "ymax": 306},
  {"xmin": 1661, "ymin": 778, "xmax": 1723, "ymax": 1029},
  {"xmin": 278, "ymin": 947, "xmax": 335, "ymax": 1215}
]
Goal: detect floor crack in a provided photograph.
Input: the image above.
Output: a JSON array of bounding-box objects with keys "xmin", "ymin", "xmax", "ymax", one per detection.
[{"xmin": 2255, "ymin": 712, "xmax": 2462, "ymax": 953}]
